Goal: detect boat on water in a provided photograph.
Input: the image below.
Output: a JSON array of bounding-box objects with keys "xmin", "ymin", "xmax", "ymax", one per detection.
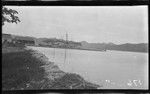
[
  {"xmin": 103, "ymin": 49, "xmax": 107, "ymax": 52},
  {"xmin": 99, "ymin": 48, "xmax": 107, "ymax": 52}
]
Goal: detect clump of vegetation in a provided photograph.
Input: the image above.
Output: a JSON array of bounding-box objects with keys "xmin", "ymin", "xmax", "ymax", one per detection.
[
  {"xmin": 2, "ymin": 7, "xmax": 20, "ymax": 26},
  {"xmin": 48, "ymin": 73, "xmax": 100, "ymax": 89}
]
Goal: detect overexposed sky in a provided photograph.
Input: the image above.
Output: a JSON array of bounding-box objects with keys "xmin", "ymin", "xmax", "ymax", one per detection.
[{"xmin": 2, "ymin": 6, "xmax": 148, "ymax": 44}]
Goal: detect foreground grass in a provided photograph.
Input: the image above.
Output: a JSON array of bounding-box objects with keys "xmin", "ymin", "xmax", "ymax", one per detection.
[
  {"xmin": 2, "ymin": 47, "xmax": 100, "ymax": 90},
  {"xmin": 2, "ymin": 47, "xmax": 49, "ymax": 90}
]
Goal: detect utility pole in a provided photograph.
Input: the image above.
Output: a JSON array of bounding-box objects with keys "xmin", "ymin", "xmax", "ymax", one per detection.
[
  {"xmin": 66, "ymin": 32, "xmax": 68, "ymax": 48},
  {"xmin": 64, "ymin": 32, "xmax": 68, "ymax": 63}
]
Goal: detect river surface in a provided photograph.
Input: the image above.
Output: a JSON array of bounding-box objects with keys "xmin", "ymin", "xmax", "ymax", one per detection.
[{"xmin": 28, "ymin": 46, "xmax": 148, "ymax": 89}]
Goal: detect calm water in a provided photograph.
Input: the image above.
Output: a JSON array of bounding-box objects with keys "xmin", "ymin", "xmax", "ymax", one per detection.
[{"xmin": 28, "ymin": 46, "xmax": 148, "ymax": 89}]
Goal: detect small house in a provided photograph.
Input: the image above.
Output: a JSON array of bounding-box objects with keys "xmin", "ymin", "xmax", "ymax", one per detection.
[
  {"xmin": 13, "ymin": 36, "xmax": 35, "ymax": 46},
  {"xmin": 2, "ymin": 34, "xmax": 13, "ymax": 44}
]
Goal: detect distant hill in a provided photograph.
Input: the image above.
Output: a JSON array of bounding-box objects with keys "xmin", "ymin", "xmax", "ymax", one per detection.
[
  {"xmin": 80, "ymin": 41, "xmax": 110, "ymax": 50},
  {"xmin": 36, "ymin": 37, "xmax": 81, "ymax": 48},
  {"xmin": 106, "ymin": 43, "xmax": 148, "ymax": 53},
  {"xmin": 79, "ymin": 41, "xmax": 148, "ymax": 53}
]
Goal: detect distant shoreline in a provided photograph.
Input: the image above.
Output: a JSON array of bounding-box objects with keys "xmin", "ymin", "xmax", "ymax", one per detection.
[
  {"xmin": 29, "ymin": 45, "xmax": 148, "ymax": 53},
  {"xmin": 2, "ymin": 33, "xmax": 148, "ymax": 53}
]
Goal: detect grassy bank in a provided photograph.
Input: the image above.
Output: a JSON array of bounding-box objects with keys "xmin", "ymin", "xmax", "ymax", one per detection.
[
  {"xmin": 2, "ymin": 47, "xmax": 100, "ymax": 90},
  {"xmin": 2, "ymin": 47, "xmax": 49, "ymax": 90}
]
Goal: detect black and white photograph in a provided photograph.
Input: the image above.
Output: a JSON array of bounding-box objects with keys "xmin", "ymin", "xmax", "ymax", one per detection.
[{"xmin": 2, "ymin": 6, "xmax": 148, "ymax": 90}]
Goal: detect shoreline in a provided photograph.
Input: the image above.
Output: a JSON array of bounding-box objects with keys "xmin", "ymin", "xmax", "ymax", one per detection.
[
  {"xmin": 30, "ymin": 48, "xmax": 100, "ymax": 89},
  {"xmin": 30, "ymin": 45, "xmax": 148, "ymax": 53},
  {"xmin": 2, "ymin": 47, "xmax": 100, "ymax": 90}
]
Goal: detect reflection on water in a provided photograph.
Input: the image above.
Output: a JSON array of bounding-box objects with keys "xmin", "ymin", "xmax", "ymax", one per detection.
[
  {"xmin": 29, "ymin": 46, "xmax": 148, "ymax": 89},
  {"xmin": 64, "ymin": 48, "xmax": 67, "ymax": 64}
]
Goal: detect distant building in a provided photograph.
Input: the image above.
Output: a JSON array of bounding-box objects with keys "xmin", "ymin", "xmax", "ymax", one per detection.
[
  {"xmin": 54, "ymin": 42, "xmax": 64, "ymax": 46},
  {"xmin": 13, "ymin": 36, "xmax": 35, "ymax": 46},
  {"xmin": 2, "ymin": 34, "xmax": 13, "ymax": 44}
]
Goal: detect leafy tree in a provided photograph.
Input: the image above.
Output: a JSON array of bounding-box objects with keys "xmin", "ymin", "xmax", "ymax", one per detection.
[{"xmin": 2, "ymin": 7, "xmax": 20, "ymax": 26}]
